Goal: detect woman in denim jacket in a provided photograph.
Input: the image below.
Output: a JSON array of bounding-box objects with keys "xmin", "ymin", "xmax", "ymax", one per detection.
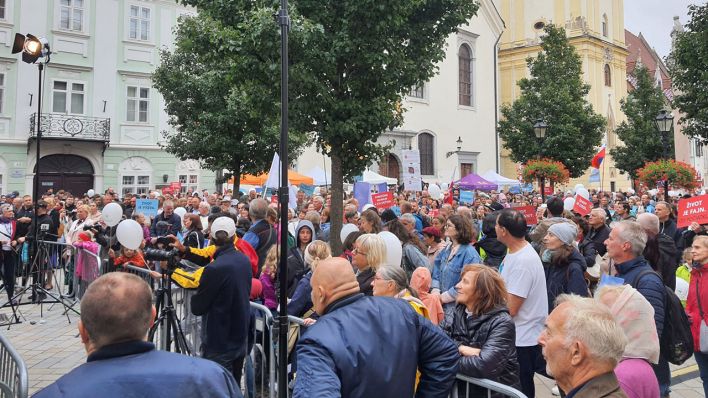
[{"xmin": 432, "ymin": 214, "xmax": 481, "ymax": 307}]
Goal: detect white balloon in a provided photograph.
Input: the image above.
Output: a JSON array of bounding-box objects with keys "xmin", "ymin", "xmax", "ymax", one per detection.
[
  {"xmin": 428, "ymin": 184, "xmax": 442, "ymax": 200},
  {"xmin": 87, "ymin": 189, "xmax": 95, "ymax": 197},
  {"xmin": 574, "ymin": 184, "xmax": 584, "ymax": 193},
  {"xmin": 675, "ymin": 278, "xmax": 689, "ymax": 301},
  {"xmin": 116, "ymin": 220, "xmax": 144, "ymax": 250},
  {"xmin": 378, "ymin": 231, "xmax": 402, "ymax": 267},
  {"xmin": 174, "ymin": 207, "xmax": 187, "ymax": 218},
  {"xmin": 563, "ymin": 197, "xmax": 576, "ymax": 211},
  {"xmin": 340, "ymin": 223, "xmax": 359, "ymax": 243},
  {"xmin": 576, "ymin": 187, "xmax": 590, "ymax": 200},
  {"xmin": 102, "ymin": 202, "xmax": 123, "ymax": 226}
]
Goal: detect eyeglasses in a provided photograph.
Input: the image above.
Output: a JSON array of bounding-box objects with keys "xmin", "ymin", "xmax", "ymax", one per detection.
[{"xmin": 353, "ymin": 247, "xmax": 367, "ymax": 256}]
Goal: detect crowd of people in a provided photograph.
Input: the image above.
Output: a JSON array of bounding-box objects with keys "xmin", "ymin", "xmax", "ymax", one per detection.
[{"xmin": 0, "ymin": 183, "xmax": 707, "ymax": 398}]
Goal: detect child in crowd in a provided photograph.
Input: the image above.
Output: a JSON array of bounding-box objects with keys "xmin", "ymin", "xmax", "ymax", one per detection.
[
  {"xmin": 260, "ymin": 245, "xmax": 279, "ymax": 313},
  {"xmin": 111, "ymin": 245, "xmax": 162, "ymax": 279}
]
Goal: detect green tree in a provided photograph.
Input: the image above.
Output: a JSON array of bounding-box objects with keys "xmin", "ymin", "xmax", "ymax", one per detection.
[
  {"xmin": 669, "ymin": 3, "xmax": 708, "ymax": 144},
  {"xmin": 609, "ymin": 64, "xmax": 670, "ymax": 182},
  {"xmin": 152, "ymin": 12, "xmax": 310, "ymax": 192},
  {"xmin": 178, "ymin": 0, "xmax": 479, "ymax": 253},
  {"xmin": 498, "ymin": 24, "xmax": 605, "ymax": 178}
]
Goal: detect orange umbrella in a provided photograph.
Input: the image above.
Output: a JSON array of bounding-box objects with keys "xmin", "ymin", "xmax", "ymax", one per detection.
[{"xmin": 230, "ymin": 170, "xmax": 314, "ymax": 186}]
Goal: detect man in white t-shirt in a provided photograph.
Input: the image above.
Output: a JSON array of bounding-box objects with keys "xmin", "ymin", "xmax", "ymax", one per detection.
[{"xmin": 496, "ymin": 209, "xmax": 549, "ymax": 398}]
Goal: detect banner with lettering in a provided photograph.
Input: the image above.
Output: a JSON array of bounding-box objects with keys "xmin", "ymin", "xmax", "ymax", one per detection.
[{"xmin": 678, "ymin": 194, "xmax": 708, "ymax": 228}]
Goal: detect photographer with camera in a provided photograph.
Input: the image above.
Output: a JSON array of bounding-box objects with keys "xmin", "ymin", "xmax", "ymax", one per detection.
[
  {"xmin": 150, "ymin": 200, "xmax": 181, "ymax": 246},
  {"xmin": 191, "ymin": 217, "xmax": 252, "ymax": 385}
]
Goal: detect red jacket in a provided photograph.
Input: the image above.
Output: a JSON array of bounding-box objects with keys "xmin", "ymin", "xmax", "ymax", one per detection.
[{"xmin": 686, "ymin": 264, "xmax": 708, "ymax": 351}]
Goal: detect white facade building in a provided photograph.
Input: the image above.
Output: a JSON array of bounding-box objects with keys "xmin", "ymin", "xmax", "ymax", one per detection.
[{"xmin": 295, "ymin": 0, "xmax": 505, "ymax": 185}]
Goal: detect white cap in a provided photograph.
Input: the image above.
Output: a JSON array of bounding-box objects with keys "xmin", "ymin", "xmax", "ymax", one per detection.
[{"xmin": 211, "ymin": 217, "xmax": 236, "ymax": 238}]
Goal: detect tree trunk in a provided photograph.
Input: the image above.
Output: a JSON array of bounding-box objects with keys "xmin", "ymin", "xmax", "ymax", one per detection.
[{"xmin": 330, "ymin": 152, "xmax": 344, "ymax": 256}]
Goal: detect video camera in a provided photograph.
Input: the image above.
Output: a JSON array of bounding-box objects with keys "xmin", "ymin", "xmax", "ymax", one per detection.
[
  {"xmin": 83, "ymin": 224, "xmax": 104, "ymax": 233},
  {"xmin": 144, "ymin": 247, "xmax": 181, "ymax": 271}
]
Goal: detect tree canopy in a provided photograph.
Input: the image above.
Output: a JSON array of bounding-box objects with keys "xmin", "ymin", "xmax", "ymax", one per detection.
[
  {"xmin": 498, "ymin": 24, "xmax": 606, "ymax": 178},
  {"xmin": 609, "ymin": 64, "xmax": 670, "ymax": 181},
  {"xmin": 152, "ymin": 9, "xmax": 310, "ymax": 190},
  {"xmin": 669, "ymin": 3, "xmax": 708, "ymax": 145}
]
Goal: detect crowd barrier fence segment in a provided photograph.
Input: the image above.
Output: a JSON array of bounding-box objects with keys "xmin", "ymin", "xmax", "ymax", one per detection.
[{"xmin": 0, "ymin": 332, "xmax": 28, "ymax": 398}]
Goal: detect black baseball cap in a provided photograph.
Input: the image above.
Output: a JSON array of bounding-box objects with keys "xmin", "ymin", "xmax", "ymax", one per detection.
[{"xmin": 37, "ymin": 200, "xmax": 48, "ymax": 208}]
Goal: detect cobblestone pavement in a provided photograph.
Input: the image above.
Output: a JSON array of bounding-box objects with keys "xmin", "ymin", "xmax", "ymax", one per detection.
[{"xmin": 0, "ymin": 299, "xmax": 705, "ymax": 397}]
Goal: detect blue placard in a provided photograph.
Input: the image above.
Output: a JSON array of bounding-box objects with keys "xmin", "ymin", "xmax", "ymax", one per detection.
[
  {"xmin": 459, "ymin": 190, "xmax": 474, "ymax": 204},
  {"xmin": 135, "ymin": 199, "xmax": 159, "ymax": 218},
  {"xmin": 299, "ymin": 183, "xmax": 315, "ymax": 196}
]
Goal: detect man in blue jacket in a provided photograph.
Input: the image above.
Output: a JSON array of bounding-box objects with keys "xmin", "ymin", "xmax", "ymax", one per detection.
[
  {"xmin": 605, "ymin": 220, "xmax": 668, "ymax": 395},
  {"xmin": 35, "ymin": 272, "xmax": 241, "ymax": 398},
  {"xmin": 192, "ymin": 216, "xmax": 252, "ymax": 385},
  {"xmin": 293, "ymin": 257, "xmax": 459, "ymax": 398}
]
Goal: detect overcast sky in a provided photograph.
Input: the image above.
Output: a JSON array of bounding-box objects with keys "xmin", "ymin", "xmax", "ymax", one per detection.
[{"xmin": 624, "ymin": 0, "xmax": 697, "ymax": 59}]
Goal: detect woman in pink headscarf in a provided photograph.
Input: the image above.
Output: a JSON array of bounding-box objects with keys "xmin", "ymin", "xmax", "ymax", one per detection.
[
  {"xmin": 595, "ymin": 284, "xmax": 660, "ymax": 398},
  {"xmin": 410, "ymin": 267, "xmax": 443, "ymax": 325}
]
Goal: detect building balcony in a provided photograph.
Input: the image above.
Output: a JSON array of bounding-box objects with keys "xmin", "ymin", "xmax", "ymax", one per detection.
[{"xmin": 29, "ymin": 113, "xmax": 110, "ymax": 151}]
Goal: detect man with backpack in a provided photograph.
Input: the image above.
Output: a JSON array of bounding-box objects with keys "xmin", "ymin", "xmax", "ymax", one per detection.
[{"xmin": 605, "ymin": 221, "xmax": 675, "ymax": 397}]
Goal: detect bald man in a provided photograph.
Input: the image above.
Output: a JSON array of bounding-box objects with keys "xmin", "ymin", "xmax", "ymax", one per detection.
[
  {"xmin": 35, "ymin": 273, "xmax": 242, "ymax": 398},
  {"xmin": 293, "ymin": 258, "xmax": 459, "ymax": 398}
]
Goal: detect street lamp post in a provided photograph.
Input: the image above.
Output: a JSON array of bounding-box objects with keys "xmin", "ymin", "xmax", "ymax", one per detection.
[
  {"xmin": 533, "ymin": 119, "xmax": 548, "ymax": 202},
  {"xmin": 654, "ymin": 110, "xmax": 674, "ymax": 202},
  {"xmin": 445, "ymin": 136, "xmax": 463, "ymax": 158}
]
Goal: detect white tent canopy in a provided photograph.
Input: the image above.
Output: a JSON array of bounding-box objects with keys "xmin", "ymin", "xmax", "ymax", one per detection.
[
  {"xmin": 481, "ymin": 170, "xmax": 521, "ymax": 187},
  {"xmin": 361, "ymin": 170, "xmax": 397, "ymax": 185},
  {"xmin": 305, "ymin": 166, "xmax": 331, "ymax": 186}
]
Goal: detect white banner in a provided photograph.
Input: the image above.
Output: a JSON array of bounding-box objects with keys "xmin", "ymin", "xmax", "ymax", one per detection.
[{"xmin": 401, "ymin": 149, "xmax": 422, "ymax": 191}]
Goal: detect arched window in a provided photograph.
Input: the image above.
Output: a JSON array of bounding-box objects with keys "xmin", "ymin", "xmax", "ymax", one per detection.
[
  {"xmin": 604, "ymin": 64, "xmax": 611, "ymax": 87},
  {"xmin": 602, "ymin": 14, "xmax": 608, "ymax": 37},
  {"xmin": 417, "ymin": 132, "xmax": 435, "ymax": 176},
  {"xmin": 458, "ymin": 44, "xmax": 473, "ymax": 106},
  {"xmin": 119, "ymin": 156, "xmax": 153, "ymax": 196}
]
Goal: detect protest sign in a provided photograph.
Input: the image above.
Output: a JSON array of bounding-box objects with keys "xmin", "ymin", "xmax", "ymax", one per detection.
[
  {"xmin": 401, "ymin": 150, "xmax": 422, "ymax": 192},
  {"xmin": 544, "ymin": 186, "xmax": 553, "ymax": 196},
  {"xmin": 572, "ymin": 194, "xmax": 593, "ymax": 216},
  {"xmin": 135, "ymin": 199, "xmax": 159, "ymax": 218},
  {"xmin": 677, "ymin": 194, "xmax": 708, "ymax": 228},
  {"xmin": 459, "ymin": 190, "xmax": 474, "ymax": 205},
  {"xmin": 299, "ymin": 183, "xmax": 315, "ymax": 196},
  {"xmin": 161, "ymin": 187, "xmax": 173, "ymax": 195},
  {"xmin": 170, "ymin": 182, "xmax": 182, "ymax": 192},
  {"xmin": 371, "ymin": 192, "xmax": 395, "ymax": 209},
  {"xmin": 516, "ymin": 205, "xmax": 538, "ymax": 225}
]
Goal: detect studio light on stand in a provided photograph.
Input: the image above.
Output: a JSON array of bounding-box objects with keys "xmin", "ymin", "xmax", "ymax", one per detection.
[{"xmin": 12, "ymin": 33, "xmax": 51, "ymax": 236}]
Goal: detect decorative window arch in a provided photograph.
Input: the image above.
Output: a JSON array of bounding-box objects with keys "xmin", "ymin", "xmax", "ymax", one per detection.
[
  {"xmin": 176, "ymin": 160, "xmax": 201, "ymax": 194},
  {"xmin": 458, "ymin": 44, "xmax": 473, "ymax": 106},
  {"xmin": 604, "ymin": 64, "xmax": 612, "ymax": 87},
  {"xmin": 119, "ymin": 156, "xmax": 153, "ymax": 196},
  {"xmin": 602, "ymin": 14, "xmax": 608, "ymax": 37},
  {"xmin": 417, "ymin": 132, "xmax": 435, "ymax": 176}
]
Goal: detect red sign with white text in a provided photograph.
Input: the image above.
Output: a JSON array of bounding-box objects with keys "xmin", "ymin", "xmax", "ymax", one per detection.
[
  {"xmin": 678, "ymin": 194, "xmax": 708, "ymax": 228},
  {"xmin": 516, "ymin": 205, "xmax": 538, "ymax": 225},
  {"xmin": 161, "ymin": 187, "xmax": 173, "ymax": 195},
  {"xmin": 170, "ymin": 182, "xmax": 182, "ymax": 191},
  {"xmin": 371, "ymin": 192, "xmax": 396, "ymax": 209},
  {"xmin": 573, "ymin": 195, "xmax": 593, "ymax": 216}
]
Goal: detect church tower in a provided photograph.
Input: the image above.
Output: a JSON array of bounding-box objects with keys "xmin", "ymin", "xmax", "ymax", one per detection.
[{"xmin": 496, "ymin": 0, "xmax": 630, "ymax": 191}]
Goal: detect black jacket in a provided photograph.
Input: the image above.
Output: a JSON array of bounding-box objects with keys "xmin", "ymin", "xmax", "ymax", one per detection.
[
  {"xmin": 644, "ymin": 233, "xmax": 678, "ymax": 290},
  {"xmin": 356, "ymin": 267, "xmax": 375, "ymax": 296},
  {"xmin": 660, "ymin": 218, "xmax": 679, "ymax": 243},
  {"xmin": 191, "ymin": 243, "xmax": 252, "ymax": 357},
  {"xmin": 441, "ymin": 304, "xmax": 520, "ymax": 395},
  {"xmin": 585, "ymin": 224, "xmax": 610, "ymax": 256},
  {"xmin": 286, "ymin": 220, "xmax": 316, "ymax": 297},
  {"xmin": 543, "ymin": 249, "xmax": 590, "ymax": 312},
  {"xmin": 27, "ymin": 213, "xmax": 55, "ymax": 242},
  {"xmin": 475, "ymin": 237, "xmax": 506, "ymax": 270}
]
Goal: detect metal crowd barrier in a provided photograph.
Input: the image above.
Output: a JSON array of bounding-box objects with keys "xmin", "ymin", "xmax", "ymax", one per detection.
[
  {"xmin": 450, "ymin": 374, "xmax": 527, "ymax": 398},
  {"xmin": 71, "ymin": 245, "xmax": 102, "ymax": 301},
  {"xmin": 249, "ymin": 302, "xmax": 277, "ymax": 398},
  {"xmin": 0, "ymin": 332, "xmax": 28, "ymax": 398}
]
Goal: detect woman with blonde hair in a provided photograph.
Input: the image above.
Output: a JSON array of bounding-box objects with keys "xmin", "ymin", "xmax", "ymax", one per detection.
[
  {"xmin": 595, "ymin": 284, "xmax": 660, "ymax": 398},
  {"xmin": 287, "ymin": 241, "xmax": 332, "ymax": 319},
  {"xmin": 441, "ymin": 264, "xmax": 520, "ymax": 396},
  {"xmin": 351, "ymin": 234, "xmax": 386, "ymax": 296}
]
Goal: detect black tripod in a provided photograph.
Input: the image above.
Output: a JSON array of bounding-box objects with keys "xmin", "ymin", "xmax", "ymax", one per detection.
[
  {"xmin": 9, "ymin": 237, "xmax": 78, "ymax": 326},
  {"xmin": 148, "ymin": 267, "xmax": 190, "ymax": 355}
]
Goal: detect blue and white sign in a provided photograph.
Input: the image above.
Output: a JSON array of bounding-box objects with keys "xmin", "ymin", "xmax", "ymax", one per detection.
[
  {"xmin": 459, "ymin": 190, "xmax": 474, "ymax": 204},
  {"xmin": 135, "ymin": 199, "xmax": 159, "ymax": 218}
]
